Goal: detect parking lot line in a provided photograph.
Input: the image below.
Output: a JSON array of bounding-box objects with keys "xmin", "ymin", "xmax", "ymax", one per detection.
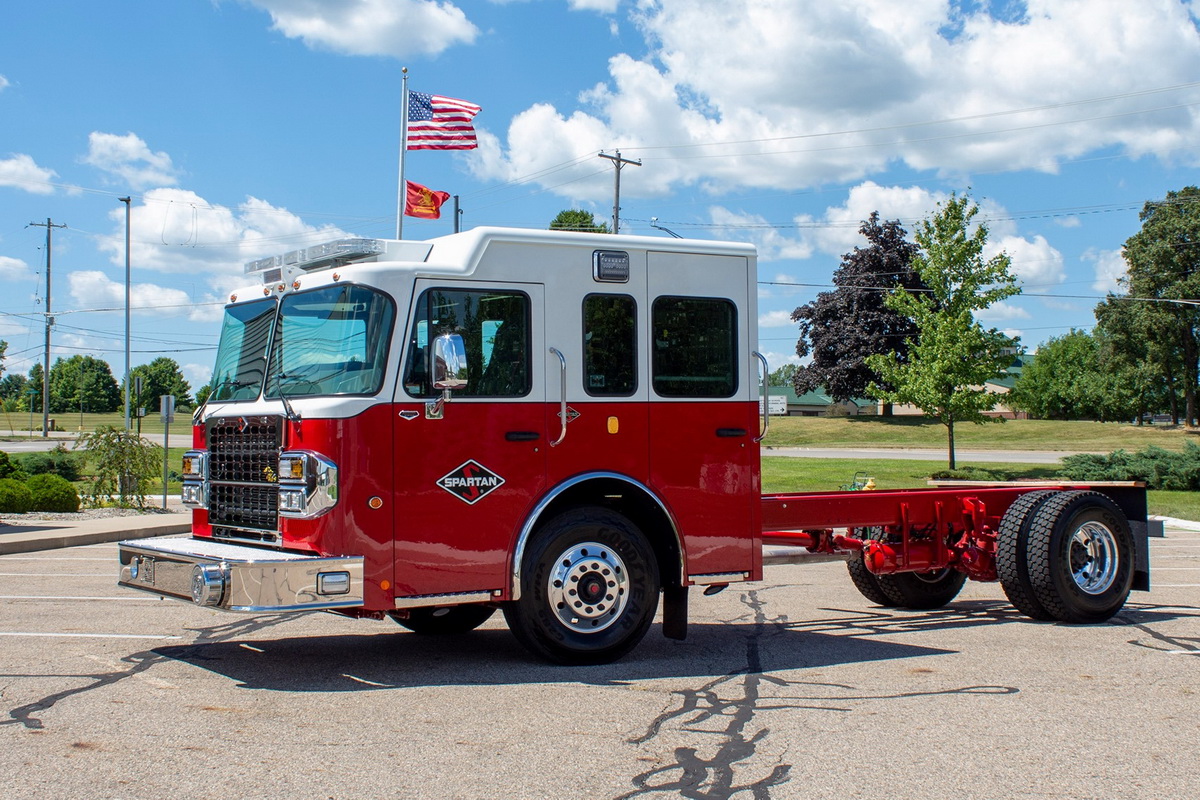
[{"xmin": 0, "ymin": 631, "xmax": 182, "ymax": 639}]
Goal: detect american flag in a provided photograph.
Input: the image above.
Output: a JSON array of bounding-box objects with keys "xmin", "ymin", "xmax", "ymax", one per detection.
[{"xmin": 406, "ymin": 91, "xmax": 481, "ymax": 150}]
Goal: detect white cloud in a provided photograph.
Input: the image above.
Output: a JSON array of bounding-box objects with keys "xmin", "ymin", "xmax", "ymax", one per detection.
[
  {"xmin": 708, "ymin": 207, "xmax": 811, "ymax": 261},
  {"xmin": 988, "ymin": 233, "xmax": 1065, "ymax": 287},
  {"xmin": 795, "ymin": 182, "xmax": 946, "ymax": 258},
  {"xmin": 0, "ymin": 256, "xmax": 33, "ymax": 281},
  {"xmin": 95, "ymin": 189, "xmax": 354, "ymax": 300},
  {"xmin": 569, "ymin": 0, "xmax": 619, "ymax": 11},
  {"xmin": 0, "ymin": 75, "xmax": 9, "ymax": 91},
  {"xmin": 478, "ymin": 0, "xmax": 1200, "ymax": 201},
  {"xmin": 0, "ymin": 153, "xmax": 57, "ymax": 194},
  {"xmin": 248, "ymin": 0, "xmax": 478, "ymax": 57},
  {"xmin": 67, "ymin": 270, "xmax": 218, "ymax": 323},
  {"xmin": 1083, "ymin": 247, "xmax": 1128, "ymax": 293},
  {"xmin": 758, "ymin": 309, "xmax": 796, "ymax": 328},
  {"xmin": 82, "ymin": 132, "xmax": 179, "ymax": 190},
  {"xmin": 976, "ymin": 301, "xmax": 1032, "ymax": 324}
]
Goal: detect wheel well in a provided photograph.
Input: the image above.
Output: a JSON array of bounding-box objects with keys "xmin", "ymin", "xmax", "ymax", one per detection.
[{"xmin": 524, "ymin": 475, "xmax": 683, "ymax": 589}]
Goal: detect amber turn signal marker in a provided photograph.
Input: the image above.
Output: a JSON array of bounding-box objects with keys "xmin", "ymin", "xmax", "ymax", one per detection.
[
  {"xmin": 607, "ymin": 416, "xmax": 619, "ymax": 434},
  {"xmin": 368, "ymin": 496, "xmax": 383, "ymax": 509}
]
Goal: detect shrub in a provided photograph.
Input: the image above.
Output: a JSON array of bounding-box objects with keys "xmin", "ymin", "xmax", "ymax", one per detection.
[
  {"xmin": 929, "ymin": 467, "xmax": 1009, "ymax": 482},
  {"xmin": 76, "ymin": 426, "xmax": 162, "ymax": 509},
  {"xmin": 0, "ymin": 478, "xmax": 33, "ymax": 513},
  {"xmin": 1061, "ymin": 442, "xmax": 1200, "ymax": 491},
  {"xmin": 0, "ymin": 450, "xmax": 17, "ymax": 479},
  {"xmin": 27, "ymin": 473, "xmax": 81, "ymax": 513},
  {"xmin": 16, "ymin": 444, "xmax": 82, "ymax": 482}
]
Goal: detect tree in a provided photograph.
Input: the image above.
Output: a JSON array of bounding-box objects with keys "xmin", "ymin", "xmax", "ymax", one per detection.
[
  {"xmin": 1010, "ymin": 330, "xmax": 1115, "ymax": 420},
  {"xmin": 26, "ymin": 363, "xmax": 43, "ymax": 417},
  {"xmin": 126, "ymin": 357, "xmax": 193, "ymax": 410},
  {"xmin": 792, "ymin": 213, "xmax": 925, "ymax": 412},
  {"xmin": 550, "ymin": 209, "xmax": 610, "ymax": 233},
  {"xmin": 866, "ymin": 194, "xmax": 1020, "ymax": 469},
  {"xmin": 767, "ymin": 363, "xmax": 799, "ymax": 387},
  {"xmin": 1093, "ymin": 297, "xmax": 1174, "ymax": 423},
  {"xmin": 0, "ymin": 373, "xmax": 27, "ymax": 406},
  {"xmin": 1119, "ymin": 186, "xmax": 1200, "ymax": 426},
  {"xmin": 48, "ymin": 355, "xmax": 121, "ymax": 415}
]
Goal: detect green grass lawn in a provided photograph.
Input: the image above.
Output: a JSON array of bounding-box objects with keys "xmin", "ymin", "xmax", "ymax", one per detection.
[
  {"xmin": 763, "ymin": 456, "xmax": 1200, "ymax": 522},
  {"xmin": 762, "ymin": 416, "xmax": 1195, "ymax": 452}
]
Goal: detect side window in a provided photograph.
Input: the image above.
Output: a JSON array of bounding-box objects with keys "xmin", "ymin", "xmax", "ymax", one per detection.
[
  {"xmin": 403, "ymin": 288, "xmax": 531, "ymax": 398},
  {"xmin": 583, "ymin": 294, "xmax": 636, "ymax": 396},
  {"xmin": 651, "ymin": 296, "xmax": 738, "ymax": 398}
]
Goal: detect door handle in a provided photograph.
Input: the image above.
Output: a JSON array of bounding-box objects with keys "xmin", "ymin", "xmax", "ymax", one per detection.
[
  {"xmin": 716, "ymin": 428, "xmax": 748, "ymax": 438},
  {"xmin": 505, "ymin": 431, "xmax": 540, "ymax": 442},
  {"xmin": 549, "ymin": 347, "xmax": 567, "ymax": 447}
]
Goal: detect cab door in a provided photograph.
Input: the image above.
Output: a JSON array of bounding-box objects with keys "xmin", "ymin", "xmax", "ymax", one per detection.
[
  {"xmin": 390, "ymin": 281, "xmax": 546, "ymax": 600},
  {"xmin": 646, "ymin": 251, "xmax": 759, "ymax": 580}
]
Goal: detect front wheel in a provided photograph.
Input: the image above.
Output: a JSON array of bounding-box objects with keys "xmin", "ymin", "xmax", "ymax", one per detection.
[
  {"xmin": 503, "ymin": 507, "xmax": 659, "ymax": 665},
  {"xmin": 389, "ymin": 605, "xmax": 496, "ymax": 635}
]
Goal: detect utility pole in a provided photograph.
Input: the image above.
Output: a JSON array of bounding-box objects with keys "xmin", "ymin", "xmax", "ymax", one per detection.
[
  {"xmin": 598, "ymin": 150, "xmax": 641, "ymax": 234},
  {"xmin": 119, "ymin": 197, "xmax": 132, "ymax": 431},
  {"xmin": 28, "ymin": 218, "xmax": 65, "ymax": 438}
]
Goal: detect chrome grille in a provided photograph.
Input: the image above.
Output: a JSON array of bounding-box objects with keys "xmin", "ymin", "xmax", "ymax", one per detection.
[{"xmin": 206, "ymin": 416, "xmax": 281, "ymax": 543}]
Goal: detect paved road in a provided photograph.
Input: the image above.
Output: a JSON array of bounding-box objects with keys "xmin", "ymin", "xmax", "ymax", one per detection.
[
  {"xmin": 0, "ymin": 432, "xmax": 193, "ymax": 452},
  {"xmin": 1, "ymin": 529, "xmax": 1196, "ymax": 799}
]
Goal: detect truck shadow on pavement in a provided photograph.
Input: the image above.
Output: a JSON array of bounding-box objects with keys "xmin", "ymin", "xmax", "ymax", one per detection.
[{"xmin": 150, "ymin": 596, "xmax": 1030, "ymax": 693}]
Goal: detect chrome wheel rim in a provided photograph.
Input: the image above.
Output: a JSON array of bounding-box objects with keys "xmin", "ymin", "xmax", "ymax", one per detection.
[
  {"xmin": 1069, "ymin": 521, "xmax": 1119, "ymax": 595},
  {"xmin": 547, "ymin": 541, "xmax": 628, "ymax": 633}
]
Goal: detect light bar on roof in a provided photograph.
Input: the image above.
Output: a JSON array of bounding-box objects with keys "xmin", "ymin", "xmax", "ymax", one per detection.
[{"xmin": 245, "ymin": 238, "xmax": 387, "ymax": 275}]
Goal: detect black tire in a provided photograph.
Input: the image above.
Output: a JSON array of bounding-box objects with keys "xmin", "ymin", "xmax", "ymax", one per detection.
[
  {"xmin": 996, "ymin": 490, "xmax": 1057, "ymax": 620},
  {"xmin": 388, "ymin": 605, "xmax": 496, "ymax": 635},
  {"xmin": 845, "ymin": 528, "xmax": 899, "ymax": 607},
  {"xmin": 503, "ymin": 506, "xmax": 660, "ymax": 665},
  {"xmin": 874, "ymin": 569, "xmax": 968, "ymax": 610},
  {"xmin": 1025, "ymin": 491, "xmax": 1135, "ymax": 623}
]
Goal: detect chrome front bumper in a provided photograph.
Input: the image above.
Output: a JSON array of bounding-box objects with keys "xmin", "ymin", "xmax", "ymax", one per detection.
[{"xmin": 118, "ymin": 535, "xmax": 364, "ymax": 612}]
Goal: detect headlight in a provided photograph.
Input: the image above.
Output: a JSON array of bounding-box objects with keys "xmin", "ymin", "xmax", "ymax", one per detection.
[
  {"xmin": 278, "ymin": 451, "xmax": 338, "ymax": 519},
  {"xmin": 181, "ymin": 450, "xmax": 208, "ymax": 509}
]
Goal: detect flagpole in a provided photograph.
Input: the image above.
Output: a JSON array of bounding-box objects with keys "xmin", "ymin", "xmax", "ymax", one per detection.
[{"xmin": 396, "ymin": 67, "xmax": 409, "ymax": 240}]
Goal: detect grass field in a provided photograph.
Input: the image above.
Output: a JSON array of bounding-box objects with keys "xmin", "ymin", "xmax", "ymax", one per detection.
[
  {"xmin": 763, "ymin": 456, "xmax": 1200, "ymax": 522},
  {"xmin": 761, "ymin": 415, "xmax": 1194, "ymax": 452}
]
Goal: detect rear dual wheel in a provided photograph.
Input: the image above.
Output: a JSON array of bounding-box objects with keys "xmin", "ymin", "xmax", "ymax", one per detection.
[{"xmin": 1000, "ymin": 491, "xmax": 1135, "ymax": 623}]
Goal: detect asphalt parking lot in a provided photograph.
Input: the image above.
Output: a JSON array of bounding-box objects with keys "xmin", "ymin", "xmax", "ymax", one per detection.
[{"xmin": 1, "ymin": 529, "xmax": 1197, "ymax": 800}]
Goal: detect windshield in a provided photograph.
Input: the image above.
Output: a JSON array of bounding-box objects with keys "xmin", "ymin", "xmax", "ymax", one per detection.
[
  {"xmin": 209, "ymin": 298, "xmax": 275, "ymax": 402},
  {"xmin": 265, "ymin": 284, "xmax": 395, "ymax": 399}
]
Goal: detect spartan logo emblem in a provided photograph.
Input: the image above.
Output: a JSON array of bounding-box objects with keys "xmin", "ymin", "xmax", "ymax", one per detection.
[{"xmin": 436, "ymin": 460, "xmax": 505, "ymax": 505}]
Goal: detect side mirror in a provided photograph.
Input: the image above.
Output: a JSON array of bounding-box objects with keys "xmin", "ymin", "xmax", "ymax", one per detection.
[{"xmin": 432, "ymin": 334, "xmax": 468, "ymax": 391}]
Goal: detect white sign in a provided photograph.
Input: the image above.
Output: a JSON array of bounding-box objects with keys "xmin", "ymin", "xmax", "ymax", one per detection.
[{"xmin": 758, "ymin": 395, "xmax": 788, "ymax": 416}]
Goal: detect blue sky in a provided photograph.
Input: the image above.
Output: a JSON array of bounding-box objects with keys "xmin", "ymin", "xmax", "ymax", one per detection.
[{"xmin": 4, "ymin": 0, "xmax": 1200, "ymax": 395}]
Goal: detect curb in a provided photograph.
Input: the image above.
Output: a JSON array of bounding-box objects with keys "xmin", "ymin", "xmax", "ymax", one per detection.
[{"xmin": 0, "ymin": 514, "xmax": 191, "ymax": 556}]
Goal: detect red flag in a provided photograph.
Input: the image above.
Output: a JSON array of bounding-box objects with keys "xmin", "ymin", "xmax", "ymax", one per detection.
[
  {"xmin": 405, "ymin": 180, "xmax": 451, "ymax": 219},
  {"xmin": 406, "ymin": 91, "xmax": 481, "ymax": 150}
]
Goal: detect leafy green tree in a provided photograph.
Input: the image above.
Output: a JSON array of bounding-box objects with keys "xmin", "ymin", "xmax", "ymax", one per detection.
[
  {"xmin": 866, "ymin": 194, "xmax": 1020, "ymax": 469},
  {"xmin": 550, "ymin": 209, "xmax": 610, "ymax": 233},
  {"xmin": 194, "ymin": 382, "xmax": 213, "ymax": 407},
  {"xmin": 1118, "ymin": 186, "xmax": 1200, "ymax": 425},
  {"xmin": 767, "ymin": 363, "xmax": 799, "ymax": 387},
  {"xmin": 0, "ymin": 373, "xmax": 28, "ymax": 406},
  {"xmin": 0, "ymin": 339, "xmax": 7, "ymax": 380},
  {"xmin": 1010, "ymin": 330, "xmax": 1113, "ymax": 420},
  {"xmin": 48, "ymin": 355, "xmax": 121, "ymax": 415},
  {"xmin": 792, "ymin": 213, "xmax": 925, "ymax": 413},
  {"xmin": 126, "ymin": 357, "xmax": 193, "ymax": 410},
  {"xmin": 26, "ymin": 363, "xmax": 43, "ymax": 417},
  {"xmin": 1093, "ymin": 297, "xmax": 1174, "ymax": 423},
  {"xmin": 76, "ymin": 425, "xmax": 163, "ymax": 509}
]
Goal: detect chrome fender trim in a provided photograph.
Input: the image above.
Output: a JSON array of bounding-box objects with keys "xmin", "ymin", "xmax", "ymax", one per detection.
[{"xmin": 510, "ymin": 472, "xmax": 683, "ymax": 601}]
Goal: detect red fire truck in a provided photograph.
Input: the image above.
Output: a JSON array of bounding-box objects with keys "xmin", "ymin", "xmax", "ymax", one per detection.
[{"xmin": 118, "ymin": 228, "xmax": 1155, "ymax": 664}]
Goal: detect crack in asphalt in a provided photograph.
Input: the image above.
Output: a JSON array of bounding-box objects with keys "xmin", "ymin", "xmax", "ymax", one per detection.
[{"xmin": 615, "ymin": 590, "xmax": 1019, "ymax": 800}]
